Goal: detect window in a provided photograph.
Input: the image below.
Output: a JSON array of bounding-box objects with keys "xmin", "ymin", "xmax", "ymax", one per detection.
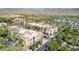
[
  {"xmin": 50, "ymin": 33, "xmax": 52, "ymax": 35},
  {"xmin": 33, "ymin": 37, "xmax": 35, "ymax": 40},
  {"xmin": 33, "ymin": 37, "xmax": 35, "ymax": 43},
  {"xmin": 33, "ymin": 40, "xmax": 35, "ymax": 43}
]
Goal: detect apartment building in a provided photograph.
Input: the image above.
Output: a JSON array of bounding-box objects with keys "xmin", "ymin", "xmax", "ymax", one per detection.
[
  {"xmin": 28, "ymin": 22, "xmax": 58, "ymax": 38},
  {"xmin": 10, "ymin": 27, "xmax": 43, "ymax": 49}
]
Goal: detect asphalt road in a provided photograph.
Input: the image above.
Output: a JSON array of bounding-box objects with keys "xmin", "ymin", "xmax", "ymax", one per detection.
[{"xmin": 36, "ymin": 40, "xmax": 50, "ymax": 51}]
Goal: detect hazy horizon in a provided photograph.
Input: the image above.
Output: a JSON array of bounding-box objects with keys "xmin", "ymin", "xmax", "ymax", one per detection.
[{"xmin": 0, "ymin": 8, "xmax": 79, "ymax": 15}]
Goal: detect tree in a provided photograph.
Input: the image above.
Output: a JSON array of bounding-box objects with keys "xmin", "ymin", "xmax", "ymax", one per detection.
[
  {"xmin": 48, "ymin": 39, "xmax": 61, "ymax": 51},
  {"xmin": 9, "ymin": 34, "xmax": 16, "ymax": 41},
  {"xmin": 48, "ymin": 24, "xmax": 79, "ymax": 51},
  {"xmin": 0, "ymin": 17, "xmax": 12, "ymax": 24},
  {"xmin": 0, "ymin": 37, "xmax": 4, "ymax": 44},
  {"xmin": 0, "ymin": 28, "xmax": 25, "ymax": 51}
]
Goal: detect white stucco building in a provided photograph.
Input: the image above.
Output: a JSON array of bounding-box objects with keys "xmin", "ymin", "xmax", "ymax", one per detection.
[
  {"xmin": 28, "ymin": 22, "xmax": 58, "ymax": 38},
  {"xmin": 11, "ymin": 27, "xmax": 43, "ymax": 48}
]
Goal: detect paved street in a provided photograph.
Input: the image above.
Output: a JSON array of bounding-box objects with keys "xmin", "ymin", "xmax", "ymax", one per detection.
[{"xmin": 36, "ymin": 38, "xmax": 51, "ymax": 51}]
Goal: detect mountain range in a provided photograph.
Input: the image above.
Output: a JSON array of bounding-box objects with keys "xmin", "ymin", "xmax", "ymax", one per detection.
[{"xmin": 0, "ymin": 8, "xmax": 79, "ymax": 15}]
